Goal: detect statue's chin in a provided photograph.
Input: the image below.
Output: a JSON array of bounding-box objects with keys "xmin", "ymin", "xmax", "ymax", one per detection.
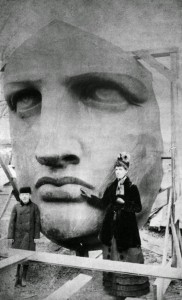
[
  {"xmin": 39, "ymin": 201, "xmax": 104, "ymax": 250},
  {"xmin": 42, "ymin": 228, "xmax": 102, "ymax": 251}
]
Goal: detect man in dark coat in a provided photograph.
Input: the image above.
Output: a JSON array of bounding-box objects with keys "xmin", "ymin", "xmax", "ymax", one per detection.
[{"xmin": 8, "ymin": 187, "xmax": 40, "ymax": 287}]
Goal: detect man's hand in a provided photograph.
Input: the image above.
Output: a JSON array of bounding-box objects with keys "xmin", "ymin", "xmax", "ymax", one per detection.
[{"xmin": 34, "ymin": 238, "xmax": 39, "ymax": 243}]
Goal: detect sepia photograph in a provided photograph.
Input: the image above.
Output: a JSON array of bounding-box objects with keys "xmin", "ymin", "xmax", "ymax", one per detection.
[{"xmin": 0, "ymin": 1, "xmax": 182, "ymax": 299}]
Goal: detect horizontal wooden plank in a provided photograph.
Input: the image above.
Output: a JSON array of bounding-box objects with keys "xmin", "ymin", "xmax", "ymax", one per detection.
[
  {"xmin": 44, "ymin": 274, "xmax": 92, "ymax": 300},
  {"xmin": 7, "ymin": 249, "xmax": 182, "ymax": 280},
  {"xmin": 31, "ymin": 253, "xmax": 182, "ymax": 280},
  {"xmin": 29, "ymin": 251, "xmax": 182, "ymax": 280},
  {"xmin": 132, "ymin": 47, "xmax": 178, "ymax": 58},
  {"xmin": 126, "ymin": 298, "xmax": 145, "ymax": 300},
  {"xmin": 0, "ymin": 251, "xmax": 34, "ymax": 270}
]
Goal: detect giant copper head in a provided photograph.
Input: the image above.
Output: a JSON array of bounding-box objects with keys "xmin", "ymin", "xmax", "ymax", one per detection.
[{"xmin": 3, "ymin": 18, "xmax": 163, "ymax": 250}]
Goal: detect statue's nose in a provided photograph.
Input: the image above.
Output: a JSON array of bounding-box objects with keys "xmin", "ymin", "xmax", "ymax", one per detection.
[
  {"xmin": 35, "ymin": 153, "xmax": 80, "ymax": 168},
  {"xmin": 35, "ymin": 132, "xmax": 82, "ymax": 168},
  {"xmin": 35, "ymin": 84, "xmax": 83, "ymax": 168}
]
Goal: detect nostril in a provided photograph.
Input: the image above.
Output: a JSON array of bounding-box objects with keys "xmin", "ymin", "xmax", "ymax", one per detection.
[
  {"xmin": 62, "ymin": 155, "xmax": 80, "ymax": 165},
  {"xmin": 35, "ymin": 155, "xmax": 60, "ymax": 166}
]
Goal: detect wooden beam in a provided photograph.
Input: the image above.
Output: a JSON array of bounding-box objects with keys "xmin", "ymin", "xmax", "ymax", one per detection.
[
  {"xmin": 176, "ymin": 223, "xmax": 182, "ymax": 253},
  {"xmin": 133, "ymin": 47, "xmax": 178, "ymax": 58},
  {"xmin": 153, "ymin": 284, "xmax": 157, "ymax": 300},
  {"xmin": 171, "ymin": 217, "xmax": 182, "ymax": 268},
  {"xmin": 0, "ymin": 156, "xmax": 19, "ymax": 201},
  {"xmin": 153, "ymin": 260, "xmax": 172, "ymax": 300},
  {"xmin": 156, "ymin": 183, "xmax": 173, "ymax": 300},
  {"xmin": 44, "ymin": 274, "xmax": 92, "ymax": 300},
  {"xmin": 7, "ymin": 249, "xmax": 181, "ymax": 280},
  {"xmin": 169, "ymin": 51, "xmax": 179, "ymax": 268},
  {"xmin": 133, "ymin": 51, "xmax": 176, "ymax": 82},
  {"xmin": 155, "ymin": 279, "xmax": 171, "ymax": 300},
  {"xmin": 126, "ymin": 298, "xmax": 146, "ymax": 300},
  {"xmin": 31, "ymin": 253, "xmax": 182, "ymax": 280},
  {"xmin": 162, "ymin": 189, "xmax": 173, "ymax": 265},
  {"xmin": 0, "ymin": 189, "xmax": 12, "ymax": 220},
  {"xmin": 0, "ymin": 252, "xmax": 34, "ymax": 270}
]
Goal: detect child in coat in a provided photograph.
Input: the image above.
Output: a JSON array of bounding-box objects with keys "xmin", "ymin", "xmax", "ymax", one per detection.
[{"xmin": 8, "ymin": 187, "xmax": 40, "ymax": 287}]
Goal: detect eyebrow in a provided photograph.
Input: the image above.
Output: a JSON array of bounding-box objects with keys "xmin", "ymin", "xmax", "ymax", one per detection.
[
  {"xmin": 4, "ymin": 80, "xmax": 43, "ymax": 103},
  {"xmin": 5, "ymin": 79, "xmax": 42, "ymax": 88},
  {"xmin": 65, "ymin": 73, "xmax": 147, "ymax": 105}
]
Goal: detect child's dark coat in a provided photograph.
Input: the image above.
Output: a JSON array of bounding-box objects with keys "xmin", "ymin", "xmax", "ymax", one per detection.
[{"xmin": 8, "ymin": 201, "xmax": 40, "ymax": 250}]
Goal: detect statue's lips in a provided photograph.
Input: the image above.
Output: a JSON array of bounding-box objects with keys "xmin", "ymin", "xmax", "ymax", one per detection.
[
  {"xmin": 35, "ymin": 176, "xmax": 94, "ymax": 202},
  {"xmin": 35, "ymin": 176, "xmax": 94, "ymax": 189}
]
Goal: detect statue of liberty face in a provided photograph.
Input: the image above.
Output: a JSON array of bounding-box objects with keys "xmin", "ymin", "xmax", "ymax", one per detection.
[{"xmin": 3, "ymin": 21, "xmax": 163, "ymax": 250}]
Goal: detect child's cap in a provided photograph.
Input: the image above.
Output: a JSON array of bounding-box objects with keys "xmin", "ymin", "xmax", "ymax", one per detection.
[{"xmin": 19, "ymin": 187, "xmax": 31, "ymax": 194}]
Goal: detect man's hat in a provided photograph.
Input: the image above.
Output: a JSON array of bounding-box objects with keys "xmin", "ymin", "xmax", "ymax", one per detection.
[
  {"xmin": 19, "ymin": 187, "xmax": 31, "ymax": 194},
  {"xmin": 115, "ymin": 152, "xmax": 130, "ymax": 170}
]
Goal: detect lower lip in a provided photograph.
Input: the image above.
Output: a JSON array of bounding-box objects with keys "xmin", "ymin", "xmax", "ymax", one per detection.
[{"xmin": 38, "ymin": 184, "xmax": 84, "ymax": 202}]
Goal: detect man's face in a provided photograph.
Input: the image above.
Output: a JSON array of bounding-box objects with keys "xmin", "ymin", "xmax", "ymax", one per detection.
[
  {"xmin": 3, "ymin": 21, "xmax": 163, "ymax": 249},
  {"xmin": 20, "ymin": 193, "xmax": 30, "ymax": 204}
]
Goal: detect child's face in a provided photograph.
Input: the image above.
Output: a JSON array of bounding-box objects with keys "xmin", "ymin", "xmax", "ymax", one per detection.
[
  {"xmin": 20, "ymin": 193, "xmax": 30, "ymax": 204},
  {"xmin": 115, "ymin": 166, "xmax": 127, "ymax": 180}
]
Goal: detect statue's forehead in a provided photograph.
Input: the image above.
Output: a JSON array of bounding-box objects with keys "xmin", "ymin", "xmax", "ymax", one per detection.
[{"xmin": 4, "ymin": 20, "xmax": 151, "ymax": 87}]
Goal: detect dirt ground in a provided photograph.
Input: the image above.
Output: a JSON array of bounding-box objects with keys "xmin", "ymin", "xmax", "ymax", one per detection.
[{"xmin": 0, "ymin": 187, "xmax": 182, "ymax": 300}]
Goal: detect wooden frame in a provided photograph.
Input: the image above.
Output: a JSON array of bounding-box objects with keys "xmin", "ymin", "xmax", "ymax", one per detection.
[
  {"xmin": 133, "ymin": 47, "xmax": 182, "ymax": 300},
  {"xmin": 0, "ymin": 247, "xmax": 182, "ymax": 299}
]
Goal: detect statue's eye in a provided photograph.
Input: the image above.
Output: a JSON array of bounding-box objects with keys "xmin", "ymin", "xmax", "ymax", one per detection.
[
  {"xmin": 70, "ymin": 77, "xmax": 130, "ymax": 110},
  {"xmin": 93, "ymin": 88, "xmax": 123, "ymax": 104},
  {"xmin": 82, "ymin": 81, "xmax": 129, "ymax": 110},
  {"xmin": 9, "ymin": 89, "xmax": 42, "ymax": 117}
]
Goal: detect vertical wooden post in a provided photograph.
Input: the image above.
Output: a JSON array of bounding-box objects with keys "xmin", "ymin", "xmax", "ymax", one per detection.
[
  {"xmin": 170, "ymin": 52, "xmax": 179, "ymax": 268},
  {"xmin": 153, "ymin": 284, "xmax": 157, "ymax": 300},
  {"xmin": 157, "ymin": 187, "xmax": 173, "ymax": 300},
  {"xmin": 156, "ymin": 50, "xmax": 179, "ymax": 300}
]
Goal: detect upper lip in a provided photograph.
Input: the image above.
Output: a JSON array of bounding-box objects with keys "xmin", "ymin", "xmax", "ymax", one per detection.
[{"xmin": 35, "ymin": 176, "xmax": 94, "ymax": 190}]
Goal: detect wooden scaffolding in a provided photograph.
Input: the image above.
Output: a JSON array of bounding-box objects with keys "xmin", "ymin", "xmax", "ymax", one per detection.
[
  {"xmin": 0, "ymin": 47, "xmax": 182, "ymax": 300},
  {"xmin": 133, "ymin": 47, "xmax": 182, "ymax": 300}
]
